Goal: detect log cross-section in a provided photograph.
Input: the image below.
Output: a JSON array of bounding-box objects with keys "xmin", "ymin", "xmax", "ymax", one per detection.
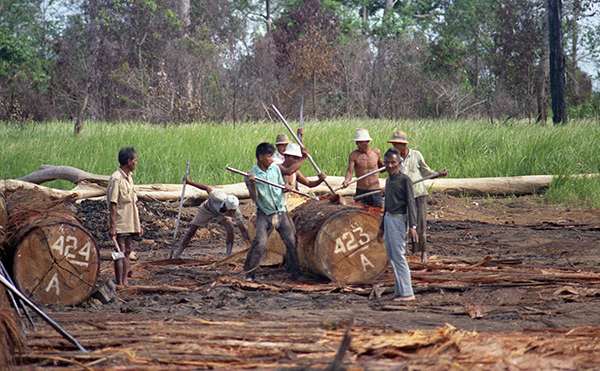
[
  {"xmin": 13, "ymin": 221, "xmax": 99, "ymax": 306},
  {"xmin": 292, "ymin": 200, "xmax": 388, "ymax": 283}
]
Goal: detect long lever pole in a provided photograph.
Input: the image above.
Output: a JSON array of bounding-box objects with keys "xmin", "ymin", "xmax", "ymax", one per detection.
[
  {"xmin": 271, "ymin": 105, "xmax": 337, "ymax": 195},
  {"xmin": 333, "ymin": 166, "xmax": 385, "ymax": 193},
  {"xmin": 412, "ymin": 171, "xmax": 447, "ymax": 185},
  {"xmin": 0, "ymin": 274, "xmax": 87, "ymax": 352},
  {"xmin": 226, "ymin": 166, "xmax": 319, "ymax": 201}
]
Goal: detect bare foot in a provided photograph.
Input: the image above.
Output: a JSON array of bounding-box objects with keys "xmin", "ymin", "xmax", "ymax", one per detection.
[
  {"xmin": 421, "ymin": 251, "xmax": 428, "ymax": 264},
  {"xmin": 393, "ymin": 295, "xmax": 416, "ymax": 302}
]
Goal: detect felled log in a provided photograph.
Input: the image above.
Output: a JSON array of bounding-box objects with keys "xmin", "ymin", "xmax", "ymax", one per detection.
[
  {"xmin": 291, "ymin": 199, "xmax": 388, "ymax": 284},
  {"xmin": 2, "ymin": 189, "xmax": 99, "ymax": 306},
  {"xmin": 5, "ymin": 169, "xmax": 599, "ymax": 203},
  {"xmin": 17, "ymin": 164, "xmax": 110, "ymax": 185}
]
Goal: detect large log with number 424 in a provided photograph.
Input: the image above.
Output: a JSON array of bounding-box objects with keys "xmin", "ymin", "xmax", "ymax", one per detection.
[{"xmin": 11, "ymin": 218, "xmax": 99, "ymax": 306}]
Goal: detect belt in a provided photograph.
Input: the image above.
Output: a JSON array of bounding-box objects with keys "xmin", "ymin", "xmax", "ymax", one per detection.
[{"xmin": 387, "ymin": 213, "xmax": 407, "ymax": 222}]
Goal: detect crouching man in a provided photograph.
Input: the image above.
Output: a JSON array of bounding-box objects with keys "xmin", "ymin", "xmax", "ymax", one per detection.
[{"xmin": 170, "ymin": 175, "xmax": 250, "ymax": 259}]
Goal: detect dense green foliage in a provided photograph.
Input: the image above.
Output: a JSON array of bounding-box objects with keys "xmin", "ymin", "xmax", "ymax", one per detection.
[
  {"xmin": 0, "ymin": 0, "xmax": 598, "ymax": 123},
  {"xmin": 2, "ymin": 119, "xmax": 600, "ymax": 206}
]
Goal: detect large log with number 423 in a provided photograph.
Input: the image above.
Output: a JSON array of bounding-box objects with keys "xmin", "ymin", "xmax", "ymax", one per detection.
[{"xmin": 291, "ymin": 200, "xmax": 387, "ymax": 284}]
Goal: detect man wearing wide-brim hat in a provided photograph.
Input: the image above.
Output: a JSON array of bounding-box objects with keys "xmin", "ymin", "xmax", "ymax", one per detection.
[
  {"xmin": 342, "ymin": 128, "xmax": 384, "ymax": 208},
  {"xmin": 388, "ymin": 130, "xmax": 447, "ymax": 264},
  {"xmin": 273, "ymin": 133, "xmax": 291, "ymax": 165}
]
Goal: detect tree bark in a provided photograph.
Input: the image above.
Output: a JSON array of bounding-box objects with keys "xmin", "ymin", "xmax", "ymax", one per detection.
[
  {"xmin": 548, "ymin": 0, "xmax": 567, "ymax": 124},
  {"xmin": 536, "ymin": 10, "xmax": 550, "ymax": 124},
  {"xmin": 17, "ymin": 165, "xmax": 110, "ymax": 185}
]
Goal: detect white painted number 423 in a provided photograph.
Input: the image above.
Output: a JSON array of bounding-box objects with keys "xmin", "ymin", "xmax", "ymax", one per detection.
[{"xmin": 334, "ymin": 227, "xmax": 370, "ymax": 254}]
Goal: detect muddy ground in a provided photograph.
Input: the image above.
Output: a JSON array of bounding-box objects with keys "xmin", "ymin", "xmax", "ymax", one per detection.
[{"xmin": 13, "ymin": 193, "xmax": 600, "ymax": 370}]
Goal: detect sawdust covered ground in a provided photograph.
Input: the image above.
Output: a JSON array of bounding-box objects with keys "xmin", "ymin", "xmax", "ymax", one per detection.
[{"xmin": 14, "ymin": 194, "xmax": 600, "ymax": 370}]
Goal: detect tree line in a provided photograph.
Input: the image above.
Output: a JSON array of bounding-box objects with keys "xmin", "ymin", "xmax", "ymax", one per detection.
[{"xmin": 1, "ymin": 0, "xmax": 598, "ymax": 126}]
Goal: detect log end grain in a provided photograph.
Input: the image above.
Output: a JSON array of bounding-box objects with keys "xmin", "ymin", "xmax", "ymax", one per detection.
[{"xmin": 13, "ymin": 222, "xmax": 99, "ymax": 306}]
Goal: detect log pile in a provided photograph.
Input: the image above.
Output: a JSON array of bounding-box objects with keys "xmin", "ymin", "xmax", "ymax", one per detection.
[{"xmin": 1, "ymin": 189, "xmax": 99, "ymax": 306}]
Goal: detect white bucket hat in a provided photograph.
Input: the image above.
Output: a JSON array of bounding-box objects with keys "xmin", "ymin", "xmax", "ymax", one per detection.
[
  {"xmin": 353, "ymin": 128, "xmax": 372, "ymax": 142},
  {"xmin": 225, "ymin": 195, "xmax": 239, "ymax": 210},
  {"xmin": 283, "ymin": 143, "xmax": 302, "ymax": 157}
]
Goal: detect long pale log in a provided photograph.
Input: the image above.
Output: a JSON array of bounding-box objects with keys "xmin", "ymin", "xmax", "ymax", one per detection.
[
  {"xmin": 4, "ymin": 174, "xmax": 598, "ymax": 202},
  {"xmin": 17, "ymin": 165, "xmax": 110, "ymax": 185}
]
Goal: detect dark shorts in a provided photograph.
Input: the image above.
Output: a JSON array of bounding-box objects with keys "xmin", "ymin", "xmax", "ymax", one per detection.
[
  {"xmin": 117, "ymin": 233, "xmax": 141, "ymax": 241},
  {"xmin": 355, "ymin": 188, "xmax": 383, "ymax": 208}
]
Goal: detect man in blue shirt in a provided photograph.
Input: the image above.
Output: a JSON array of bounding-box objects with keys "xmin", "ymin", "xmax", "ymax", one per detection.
[{"xmin": 244, "ymin": 142, "xmax": 300, "ymax": 281}]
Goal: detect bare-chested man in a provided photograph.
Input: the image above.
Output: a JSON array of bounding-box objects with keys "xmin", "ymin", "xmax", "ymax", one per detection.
[{"xmin": 341, "ymin": 129, "xmax": 384, "ymax": 207}]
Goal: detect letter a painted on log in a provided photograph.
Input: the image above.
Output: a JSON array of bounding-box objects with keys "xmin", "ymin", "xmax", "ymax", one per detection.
[
  {"xmin": 360, "ymin": 254, "xmax": 375, "ymax": 272},
  {"xmin": 45, "ymin": 272, "xmax": 60, "ymax": 295}
]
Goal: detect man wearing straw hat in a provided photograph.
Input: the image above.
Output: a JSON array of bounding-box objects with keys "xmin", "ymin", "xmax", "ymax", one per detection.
[
  {"xmin": 274, "ymin": 130, "xmax": 306, "ymax": 171},
  {"xmin": 273, "ymin": 133, "xmax": 291, "ymax": 165},
  {"xmin": 342, "ymin": 128, "xmax": 384, "ymax": 207},
  {"xmin": 388, "ymin": 130, "xmax": 447, "ymax": 264}
]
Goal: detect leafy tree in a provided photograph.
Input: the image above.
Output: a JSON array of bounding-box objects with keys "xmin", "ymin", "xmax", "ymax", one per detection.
[
  {"xmin": 0, "ymin": 0, "xmax": 64, "ymax": 120},
  {"xmin": 271, "ymin": 0, "xmax": 341, "ymax": 118}
]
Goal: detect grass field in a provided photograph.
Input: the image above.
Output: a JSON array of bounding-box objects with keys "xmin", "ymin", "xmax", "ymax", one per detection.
[{"xmin": 2, "ymin": 119, "xmax": 600, "ymax": 206}]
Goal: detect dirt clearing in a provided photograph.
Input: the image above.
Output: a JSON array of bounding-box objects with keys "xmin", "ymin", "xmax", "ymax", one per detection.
[{"xmin": 11, "ymin": 193, "xmax": 600, "ymax": 370}]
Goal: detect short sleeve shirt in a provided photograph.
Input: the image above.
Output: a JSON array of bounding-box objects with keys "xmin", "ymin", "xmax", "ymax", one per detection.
[
  {"xmin": 273, "ymin": 151, "xmax": 285, "ymax": 165},
  {"xmin": 399, "ymin": 149, "xmax": 437, "ymax": 198},
  {"xmin": 246, "ymin": 164, "xmax": 286, "ymax": 215},
  {"xmin": 107, "ymin": 167, "xmax": 141, "ymax": 234}
]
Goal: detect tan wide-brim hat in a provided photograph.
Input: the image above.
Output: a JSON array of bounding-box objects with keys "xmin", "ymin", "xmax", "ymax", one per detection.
[
  {"xmin": 387, "ymin": 130, "xmax": 409, "ymax": 144},
  {"xmin": 275, "ymin": 133, "xmax": 291, "ymax": 145},
  {"xmin": 353, "ymin": 128, "xmax": 372, "ymax": 142}
]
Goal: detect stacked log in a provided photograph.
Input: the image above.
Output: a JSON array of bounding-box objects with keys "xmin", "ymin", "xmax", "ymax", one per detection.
[
  {"xmin": 1, "ymin": 189, "xmax": 99, "ymax": 306},
  {"xmin": 291, "ymin": 199, "xmax": 387, "ymax": 284}
]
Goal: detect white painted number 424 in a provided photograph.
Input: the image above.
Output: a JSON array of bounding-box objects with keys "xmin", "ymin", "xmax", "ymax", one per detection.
[{"xmin": 334, "ymin": 227, "xmax": 370, "ymax": 254}]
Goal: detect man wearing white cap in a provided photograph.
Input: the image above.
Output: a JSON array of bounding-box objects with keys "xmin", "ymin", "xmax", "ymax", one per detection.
[
  {"xmin": 388, "ymin": 130, "xmax": 447, "ymax": 264},
  {"xmin": 280, "ymin": 143, "xmax": 327, "ymax": 190},
  {"xmin": 170, "ymin": 175, "xmax": 250, "ymax": 258},
  {"xmin": 342, "ymin": 128, "xmax": 384, "ymax": 207}
]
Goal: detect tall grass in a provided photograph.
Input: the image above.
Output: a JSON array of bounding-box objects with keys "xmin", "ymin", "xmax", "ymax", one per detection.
[{"xmin": 2, "ymin": 119, "xmax": 600, "ymax": 206}]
